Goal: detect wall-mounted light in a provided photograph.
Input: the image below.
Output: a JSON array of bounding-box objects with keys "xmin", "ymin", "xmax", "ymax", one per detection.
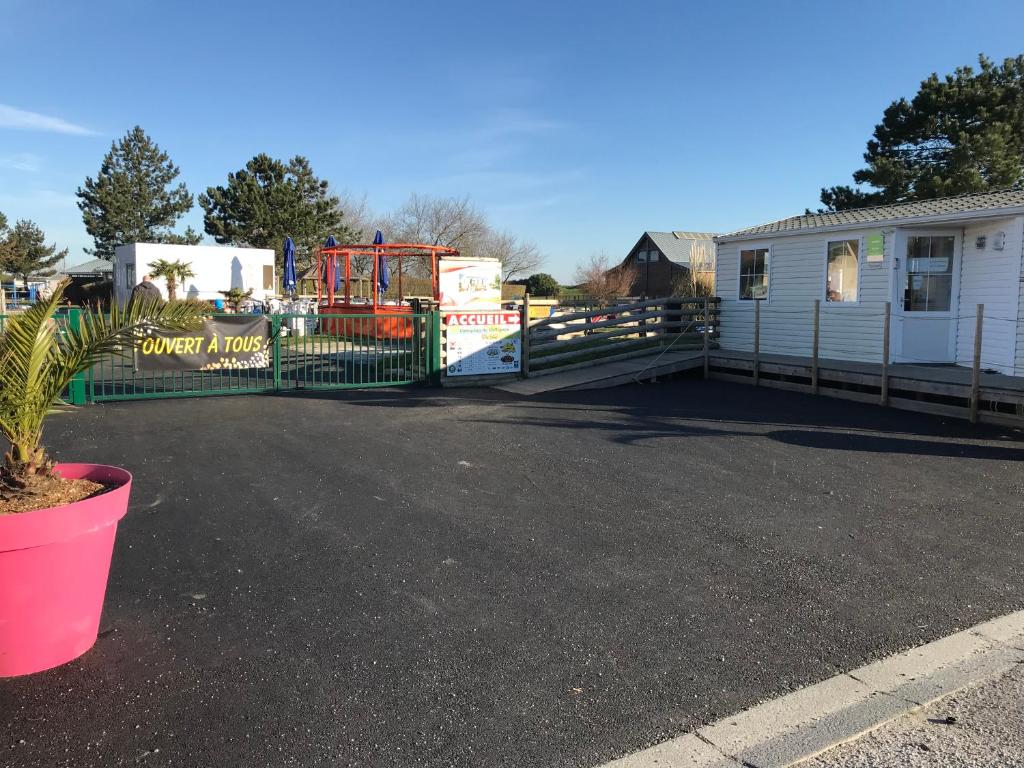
[{"xmin": 993, "ymin": 231, "xmax": 1006, "ymax": 250}]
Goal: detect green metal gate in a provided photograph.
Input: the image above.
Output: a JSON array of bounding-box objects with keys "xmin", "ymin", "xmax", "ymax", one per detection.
[
  {"xmin": 0, "ymin": 309, "xmax": 89, "ymax": 405},
  {"xmin": 82, "ymin": 311, "xmax": 441, "ymax": 403}
]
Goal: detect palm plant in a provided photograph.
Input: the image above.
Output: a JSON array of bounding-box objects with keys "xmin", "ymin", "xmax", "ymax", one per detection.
[
  {"xmin": 0, "ymin": 279, "xmax": 204, "ymax": 500},
  {"xmin": 147, "ymin": 259, "xmax": 196, "ymax": 301},
  {"xmin": 219, "ymin": 287, "xmax": 253, "ymax": 312}
]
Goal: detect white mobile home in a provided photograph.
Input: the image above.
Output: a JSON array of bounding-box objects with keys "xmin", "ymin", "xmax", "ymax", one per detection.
[
  {"xmin": 113, "ymin": 243, "xmax": 276, "ymax": 305},
  {"xmin": 714, "ymin": 190, "xmax": 1024, "ymax": 376}
]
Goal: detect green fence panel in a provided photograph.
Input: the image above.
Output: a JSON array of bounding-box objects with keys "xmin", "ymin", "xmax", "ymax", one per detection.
[
  {"xmin": 1, "ymin": 311, "xmax": 82, "ymax": 404},
  {"xmin": 83, "ymin": 312, "xmax": 431, "ymax": 402},
  {"xmin": 276, "ymin": 312, "xmax": 427, "ymax": 391},
  {"xmin": 66, "ymin": 308, "xmax": 87, "ymax": 405},
  {"xmin": 0, "ymin": 311, "xmax": 432, "ymax": 404}
]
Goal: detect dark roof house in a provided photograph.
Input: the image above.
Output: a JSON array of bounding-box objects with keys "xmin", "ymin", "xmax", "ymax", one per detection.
[{"xmin": 618, "ymin": 231, "xmax": 716, "ymax": 296}]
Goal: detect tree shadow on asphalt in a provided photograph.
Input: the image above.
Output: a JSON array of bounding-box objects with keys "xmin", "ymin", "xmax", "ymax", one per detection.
[{"xmin": 316, "ymin": 378, "xmax": 1024, "ymax": 460}]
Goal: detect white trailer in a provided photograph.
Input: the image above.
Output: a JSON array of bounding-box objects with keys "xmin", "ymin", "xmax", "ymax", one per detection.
[{"xmin": 113, "ymin": 243, "xmax": 276, "ymax": 305}]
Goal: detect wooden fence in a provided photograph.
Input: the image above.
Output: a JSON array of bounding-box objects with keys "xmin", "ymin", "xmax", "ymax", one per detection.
[
  {"xmin": 521, "ymin": 296, "xmax": 720, "ymax": 378},
  {"xmin": 711, "ymin": 299, "xmax": 1024, "ymax": 426}
]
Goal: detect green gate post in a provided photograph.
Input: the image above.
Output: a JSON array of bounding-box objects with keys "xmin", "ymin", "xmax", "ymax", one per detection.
[
  {"xmin": 272, "ymin": 314, "xmax": 282, "ymax": 392},
  {"xmin": 429, "ymin": 309, "xmax": 443, "ymax": 386},
  {"xmin": 67, "ymin": 308, "xmax": 88, "ymax": 405}
]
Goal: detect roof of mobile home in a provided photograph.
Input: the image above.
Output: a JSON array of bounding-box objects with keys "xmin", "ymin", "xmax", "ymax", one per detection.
[{"xmin": 717, "ymin": 188, "xmax": 1024, "ymax": 242}]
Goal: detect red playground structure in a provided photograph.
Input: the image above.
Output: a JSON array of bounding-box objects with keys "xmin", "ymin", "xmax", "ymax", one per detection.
[{"xmin": 315, "ymin": 243, "xmax": 458, "ymax": 338}]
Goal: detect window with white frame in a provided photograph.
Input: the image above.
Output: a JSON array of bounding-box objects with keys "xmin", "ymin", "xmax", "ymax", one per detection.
[
  {"xmin": 739, "ymin": 247, "xmax": 769, "ymax": 300},
  {"xmin": 904, "ymin": 235, "xmax": 954, "ymax": 311},
  {"xmin": 826, "ymin": 239, "xmax": 858, "ymax": 303}
]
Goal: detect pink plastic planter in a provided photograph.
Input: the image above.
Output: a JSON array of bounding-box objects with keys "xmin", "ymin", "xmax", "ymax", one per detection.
[{"xmin": 0, "ymin": 463, "xmax": 131, "ymax": 677}]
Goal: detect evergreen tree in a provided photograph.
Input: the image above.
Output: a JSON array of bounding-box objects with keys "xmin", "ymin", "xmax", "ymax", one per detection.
[
  {"xmin": 199, "ymin": 154, "xmax": 351, "ymax": 268},
  {"xmin": 77, "ymin": 126, "xmax": 199, "ymax": 259},
  {"xmin": 821, "ymin": 55, "xmax": 1024, "ymax": 211},
  {"xmin": 0, "ymin": 220, "xmax": 67, "ymax": 289},
  {"xmin": 0, "ymin": 212, "xmax": 10, "ymax": 271},
  {"xmin": 523, "ymin": 273, "xmax": 560, "ymax": 296}
]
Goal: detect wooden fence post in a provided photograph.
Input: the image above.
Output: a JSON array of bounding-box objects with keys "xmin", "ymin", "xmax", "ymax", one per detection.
[
  {"xmin": 702, "ymin": 298, "xmax": 710, "ymax": 380},
  {"xmin": 753, "ymin": 299, "xmax": 760, "ymax": 386},
  {"xmin": 881, "ymin": 301, "xmax": 890, "ymax": 407},
  {"xmin": 970, "ymin": 303, "xmax": 983, "ymax": 424},
  {"xmin": 811, "ymin": 299, "xmax": 820, "ymax": 395},
  {"xmin": 521, "ymin": 293, "xmax": 531, "ymax": 378}
]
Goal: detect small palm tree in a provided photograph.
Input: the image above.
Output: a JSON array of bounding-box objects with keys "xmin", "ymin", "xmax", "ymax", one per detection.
[
  {"xmin": 219, "ymin": 287, "xmax": 253, "ymax": 312},
  {"xmin": 0, "ymin": 279, "xmax": 204, "ymax": 501},
  {"xmin": 148, "ymin": 259, "xmax": 196, "ymax": 301}
]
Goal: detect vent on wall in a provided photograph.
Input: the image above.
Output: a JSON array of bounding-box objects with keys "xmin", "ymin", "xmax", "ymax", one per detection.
[{"xmin": 976, "ymin": 235, "xmax": 987, "ymax": 250}]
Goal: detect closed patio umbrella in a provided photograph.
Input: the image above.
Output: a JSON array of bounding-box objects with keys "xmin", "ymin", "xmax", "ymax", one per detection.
[
  {"xmin": 283, "ymin": 237, "xmax": 297, "ymax": 294},
  {"xmin": 322, "ymin": 235, "xmax": 340, "ymax": 292},
  {"xmin": 374, "ymin": 230, "xmax": 389, "ymax": 297}
]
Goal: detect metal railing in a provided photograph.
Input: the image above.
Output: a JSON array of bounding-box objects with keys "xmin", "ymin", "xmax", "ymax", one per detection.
[{"xmin": 0, "ymin": 311, "xmax": 442, "ymax": 403}]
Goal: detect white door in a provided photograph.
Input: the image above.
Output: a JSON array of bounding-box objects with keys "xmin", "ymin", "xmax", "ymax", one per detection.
[{"xmin": 895, "ymin": 232, "xmax": 959, "ymax": 363}]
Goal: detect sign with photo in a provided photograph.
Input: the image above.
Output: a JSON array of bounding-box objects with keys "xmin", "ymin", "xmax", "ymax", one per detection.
[
  {"xmin": 444, "ymin": 311, "xmax": 521, "ymax": 377},
  {"xmin": 438, "ymin": 258, "xmax": 502, "ymax": 310},
  {"xmin": 136, "ymin": 316, "xmax": 271, "ymax": 372}
]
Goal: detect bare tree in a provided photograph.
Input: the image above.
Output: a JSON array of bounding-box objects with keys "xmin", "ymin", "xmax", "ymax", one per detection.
[
  {"xmin": 481, "ymin": 229, "xmax": 544, "ymax": 282},
  {"xmin": 573, "ymin": 253, "xmax": 637, "ymax": 306},
  {"xmin": 670, "ymin": 269, "xmax": 715, "ymax": 298},
  {"xmin": 382, "ymin": 194, "xmax": 489, "ymax": 275},
  {"xmin": 333, "ymin": 190, "xmax": 377, "ymax": 242},
  {"xmin": 379, "ymin": 193, "xmax": 491, "ymax": 279},
  {"xmin": 332, "ymin": 190, "xmax": 383, "ymax": 276}
]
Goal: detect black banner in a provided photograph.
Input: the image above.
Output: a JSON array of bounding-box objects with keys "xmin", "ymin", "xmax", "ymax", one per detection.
[{"xmin": 136, "ymin": 316, "xmax": 271, "ymax": 372}]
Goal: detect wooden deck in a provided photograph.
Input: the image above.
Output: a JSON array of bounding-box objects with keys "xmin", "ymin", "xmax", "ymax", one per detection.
[{"xmin": 708, "ymin": 349, "xmax": 1024, "ymax": 427}]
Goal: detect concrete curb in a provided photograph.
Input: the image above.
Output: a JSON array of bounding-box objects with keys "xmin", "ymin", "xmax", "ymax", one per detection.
[{"xmin": 598, "ymin": 610, "xmax": 1024, "ymax": 768}]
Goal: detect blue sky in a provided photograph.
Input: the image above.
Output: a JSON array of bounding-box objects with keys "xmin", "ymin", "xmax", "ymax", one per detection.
[{"xmin": 2, "ymin": 0, "xmax": 1023, "ymax": 281}]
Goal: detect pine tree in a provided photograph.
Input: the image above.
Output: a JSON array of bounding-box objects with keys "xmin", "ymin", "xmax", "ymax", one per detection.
[
  {"xmin": 199, "ymin": 154, "xmax": 351, "ymax": 267},
  {"xmin": 77, "ymin": 126, "xmax": 199, "ymax": 259},
  {"xmin": 0, "ymin": 220, "xmax": 68, "ymax": 289},
  {"xmin": 821, "ymin": 55, "xmax": 1024, "ymax": 211}
]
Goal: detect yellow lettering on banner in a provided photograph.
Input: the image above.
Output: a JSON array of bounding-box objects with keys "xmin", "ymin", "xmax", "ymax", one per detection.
[
  {"xmin": 207, "ymin": 337, "xmax": 218, "ymax": 354},
  {"xmin": 142, "ymin": 338, "xmax": 154, "ymax": 355}
]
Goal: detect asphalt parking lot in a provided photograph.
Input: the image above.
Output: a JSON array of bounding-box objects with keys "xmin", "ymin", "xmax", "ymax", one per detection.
[{"xmin": 2, "ymin": 379, "xmax": 1024, "ymax": 768}]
